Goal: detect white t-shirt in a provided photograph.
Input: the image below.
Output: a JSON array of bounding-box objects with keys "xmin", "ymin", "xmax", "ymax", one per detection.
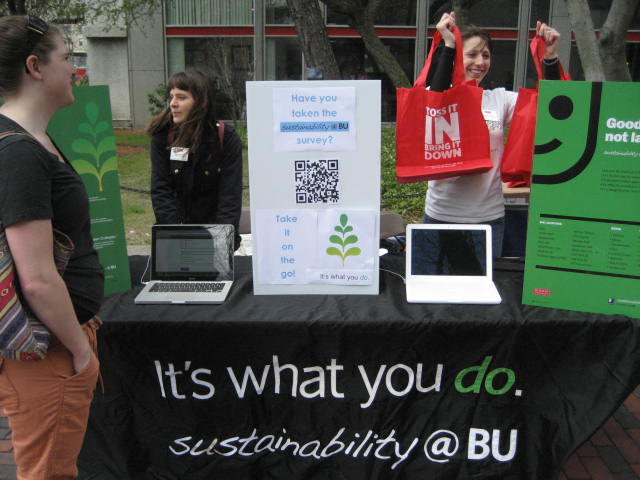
[{"xmin": 425, "ymin": 87, "xmax": 518, "ymax": 223}]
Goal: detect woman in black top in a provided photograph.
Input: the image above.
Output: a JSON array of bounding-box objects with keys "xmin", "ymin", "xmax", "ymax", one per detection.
[
  {"xmin": 148, "ymin": 69, "xmax": 243, "ymax": 250},
  {"xmin": 0, "ymin": 15, "xmax": 103, "ymax": 479}
]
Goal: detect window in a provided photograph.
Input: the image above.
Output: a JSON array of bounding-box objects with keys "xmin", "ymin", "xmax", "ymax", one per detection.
[
  {"xmin": 327, "ymin": 0, "xmax": 417, "ymax": 26},
  {"xmin": 266, "ymin": 0, "xmax": 293, "ymax": 25},
  {"xmin": 567, "ymin": 43, "xmax": 640, "ymax": 82},
  {"xmin": 427, "ymin": 0, "xmax": 519, "ymax": 28},
  {"xmin": 627, "ymin": 43, "xmax": 640, "ymax": 81},
  {"xmin": 531, "ymin": 0, "xmax": 550, "ymax": 27},
  {"xmin": 169, "ymin": 37, "xmax": 254, "ymax": 120},
  {"xmin": 331, "ymin": 37, "xmax": 414, "ymax": 121},
  {"xmin": 266, "ymin": 38, "xmax": 302, "ymax": 80},
  {"xmin": 588, "ymin": 0, "xmax": 640, "ymax": 29},
  {"xmin": 482, "ymin": 39, "xmax": 517, "ymax": 89},
  {"xmin": 165, "ymin": 0, "xmax": 253, "ymax": 26}
]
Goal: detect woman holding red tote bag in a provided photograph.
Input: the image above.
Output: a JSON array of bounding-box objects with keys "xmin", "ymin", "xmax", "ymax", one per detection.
[
  {"xmin": 423, "ymin": 12, "xmax": 563, "ymax": 256},
  {"xmin": 396, "ymin": 24, "xmax": 492, "ymax": 184}
]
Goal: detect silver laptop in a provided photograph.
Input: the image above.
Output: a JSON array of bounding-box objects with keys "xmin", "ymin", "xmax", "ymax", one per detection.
[
  {"xmin": 134, "ymin": 224, "xmax": 234, "ymax": 305},
  {"xmin": 405, "ymin": 224, "xmax": 501, "ymax": 304}
]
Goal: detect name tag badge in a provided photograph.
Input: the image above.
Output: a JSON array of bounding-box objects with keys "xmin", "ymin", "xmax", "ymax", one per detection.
[
  {"xmin": 482, "ymin": 109, "xmax": 499, "ymax": 122},
  {"xmin": 170, "ymin": 147, "xmax": 189, "ymax": 161}
]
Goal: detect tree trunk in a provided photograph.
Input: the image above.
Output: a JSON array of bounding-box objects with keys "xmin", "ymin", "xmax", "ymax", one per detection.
[
  {"xmin": 286, "ymin": 0, "xmax": 341, "ymax": 79},
  {"xmin": 566, "ymin": 0, "xmax": 605, "ymax": 81},
  {"xmin": 352, "ymin": 20, "xmax": 412, "ymax": 88},
  {"xmin": 598, "ymin": 0, "xmax": 639, "ymax": 81},
  {"xmin": 321, "ymin": 0, "xmax": 411, "ymax": 88}
]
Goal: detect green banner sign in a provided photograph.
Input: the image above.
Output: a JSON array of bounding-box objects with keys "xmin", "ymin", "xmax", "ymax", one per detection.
[
  {"xmin": 48, "ymin": 86, "xmax": 131, "ymax": 295},
  {"xmin": 523, "ymin": 81, "xmax": 640, "ymax": 318}
]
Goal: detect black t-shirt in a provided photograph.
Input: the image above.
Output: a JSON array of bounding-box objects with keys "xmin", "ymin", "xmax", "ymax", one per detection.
[{"xmin": 0, "ymin": 114, "xmax": 104, "ymax": 322}]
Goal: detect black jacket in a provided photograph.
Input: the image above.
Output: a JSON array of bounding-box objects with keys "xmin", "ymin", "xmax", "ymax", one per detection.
[{"xmin": 150, "ymin": 121, "xmax": 243, "ymax": 249}]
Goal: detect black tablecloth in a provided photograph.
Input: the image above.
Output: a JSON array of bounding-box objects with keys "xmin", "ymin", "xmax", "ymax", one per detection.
[{"xmin": 78, "ymin": 255, "xmax": 640, "ymax": 480}]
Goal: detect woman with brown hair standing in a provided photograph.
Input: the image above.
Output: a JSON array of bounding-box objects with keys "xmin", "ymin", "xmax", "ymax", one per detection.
[{"xmin": 0, "ymin": 15, "xmax": 104, "ymax": 479}]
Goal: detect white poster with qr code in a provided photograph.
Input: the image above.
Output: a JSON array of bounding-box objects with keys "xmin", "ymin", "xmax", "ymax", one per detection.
[
  {"xmin": 247, "ymin": 80, "xmax": 380, "ymax": 295},
  {"xmin": 294, "ymin": 159, "xmax": 341, "ymax": 204},
  {"xmin": 273, "ymin": 87, "xmax": 357, "ymax": 152}
]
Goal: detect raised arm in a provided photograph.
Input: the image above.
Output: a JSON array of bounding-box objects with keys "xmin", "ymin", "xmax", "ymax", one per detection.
[
  {"xmin": 536, "ymin": 21, "xmax": 562, "ymax": 80},
  {"xmin": 426, "ymin": 12, "xmax": 457, "ymax": 92}
]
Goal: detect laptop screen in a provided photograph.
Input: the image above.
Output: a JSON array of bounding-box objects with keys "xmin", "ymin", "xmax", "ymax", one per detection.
[
  {"xmin": 409, "ymin": 226, "xmax": 489, "ymax": 277},
  {"xmin": 151, "ymin": 225, "xmax": 234, "ymax": 281}
]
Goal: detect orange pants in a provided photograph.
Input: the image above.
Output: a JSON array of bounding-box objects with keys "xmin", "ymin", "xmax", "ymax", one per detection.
[{"xmin": 0, "ymin": 319, "xmax": 100, "ymax": 480}]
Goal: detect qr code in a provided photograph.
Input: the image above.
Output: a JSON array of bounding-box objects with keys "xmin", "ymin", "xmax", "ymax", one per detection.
[{"xmin": 294, "ymin": 159, "xmax": 340, "ymax": 204}]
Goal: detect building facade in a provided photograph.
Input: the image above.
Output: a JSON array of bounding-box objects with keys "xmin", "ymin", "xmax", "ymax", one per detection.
[{"xmin": 86, "ymin": 0, "xmax": 640, "ymax": 128}]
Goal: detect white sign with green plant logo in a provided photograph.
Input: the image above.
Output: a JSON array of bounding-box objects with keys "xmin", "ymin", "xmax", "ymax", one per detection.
[
  {"xmin": 318, "ymin": 211, "xmax": 375, "ymax": 284},
  {"xmin": 248, "ymin": 80, "xmax": 380, "ymax": 295},
  {"xmin": 48, "ymin": 85, "xmax": 131, "ymax": 295},
  {"xmin": 255, "ymin": 209, "xmax": 376, "ymax": 287},
  {"xmin": 327, "ymin": 214, "xmax": 361, "ymax": 265}
]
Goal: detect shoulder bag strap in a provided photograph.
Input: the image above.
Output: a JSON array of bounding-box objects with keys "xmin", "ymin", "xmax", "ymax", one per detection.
[
  {"xmin": 0, "ymin": 130, "xmax": 74, "ymax": 270},
  {"xmin": 0, "ymin": 131, "xmax": 34, "ymax": 142}
]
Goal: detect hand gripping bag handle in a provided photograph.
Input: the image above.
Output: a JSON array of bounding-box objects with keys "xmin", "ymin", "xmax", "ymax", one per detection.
[
  {"xmin": 414, "ymin": 25, "xmax": 466, "ymax": 89},
  {"xmin": 530, "ymin": 34, "xmax": 570, "ymax": 82}
]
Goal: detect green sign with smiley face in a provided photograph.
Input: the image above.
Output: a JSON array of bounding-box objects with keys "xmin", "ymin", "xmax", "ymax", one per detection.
[{"xmin": 523, "ymin": 81, "xmax": 640, "ymax": 318}]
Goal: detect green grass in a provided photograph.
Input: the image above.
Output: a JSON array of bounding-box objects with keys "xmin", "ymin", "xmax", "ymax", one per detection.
[
  {"xmin": 114, "ymin": 130, "xmax": 151, "ymax": 147},
  {"xmin": 115, "ymin": 125, "xmax": 425, "ymax": 245},
  {"xmin": 117, "ymin": 149, "xmax": 155, "ymax": 245},
  {"xmin": 380, "ymin": 125, "xmax": 426, "ymax": 223}
]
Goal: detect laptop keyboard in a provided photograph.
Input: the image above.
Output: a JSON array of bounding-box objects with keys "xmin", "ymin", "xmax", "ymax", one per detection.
[{"xmin": 149, "ymin": 282, "xmax": 226, "ymax": 293}]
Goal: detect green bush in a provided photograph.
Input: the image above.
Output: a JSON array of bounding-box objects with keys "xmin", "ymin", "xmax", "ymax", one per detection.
[
  {"xmin": 380, "ymin": 126, "xmax": 426, "ymax": 223},
  {"xmin": 147, "ymin": 83, "xmax": 168, "ymax": 116}
]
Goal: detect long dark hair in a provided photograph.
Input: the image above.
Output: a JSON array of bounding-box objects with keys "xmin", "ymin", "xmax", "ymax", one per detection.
[
  {"xmin": 147, "ymin": 69, "xmax": 218, "ymax": 153},
  {"xmin": 0, "ymin": 15, "xmax": 62, "ymax": 96}
]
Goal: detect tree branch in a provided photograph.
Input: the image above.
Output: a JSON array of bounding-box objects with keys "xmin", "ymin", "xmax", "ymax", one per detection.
[
  {"xmin": 566, "ymin": 0, "xmax": 605, "ymax": 81},
  {"xmin": 286, "ymin": 0, "xmax": 341, "ymax": 79},
  {"xmin": 321, "ymin": 0, "xmax": 411, "ymax": 87},
  {"xmin": 599, "ymin": 0, "xmax": 639, "ymax": 81}
]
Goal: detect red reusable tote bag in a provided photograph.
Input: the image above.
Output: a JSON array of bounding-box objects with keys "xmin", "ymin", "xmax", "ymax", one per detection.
[
  {"xmin": 501, "ymin": 35, "xmax": 570, "ymax": 185},
  {"xmin": 396, "ymin": 27, "xmax": 492, "ymax": 184}
]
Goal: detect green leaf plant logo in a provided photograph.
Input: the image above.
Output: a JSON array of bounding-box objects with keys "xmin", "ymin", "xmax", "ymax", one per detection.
[
  {"xmin": 326, "ymin": 214, "xmax": 362, "ymax": 266},
  {"xmin": 70, "ymin": 102, "xmax": 118, "ymax": 191}
]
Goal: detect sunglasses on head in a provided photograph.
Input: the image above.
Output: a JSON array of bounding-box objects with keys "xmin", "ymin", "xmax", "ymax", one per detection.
[
  {"xmin": 24, "ymin": 15, "xmax": 49, "ymax": 73},
  {"xmin": 26, "ymin": 14, "xmax": 49, "ymax": 51}
]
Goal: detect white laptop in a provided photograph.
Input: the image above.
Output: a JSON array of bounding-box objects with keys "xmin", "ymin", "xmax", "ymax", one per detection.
[
  {"xmin": 405, "ymin": 224, "xmax": 501, "ymax": 304},
  {"xmin": 134, "ymin": 224, "xmax": 235, "ymax": 305}
]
